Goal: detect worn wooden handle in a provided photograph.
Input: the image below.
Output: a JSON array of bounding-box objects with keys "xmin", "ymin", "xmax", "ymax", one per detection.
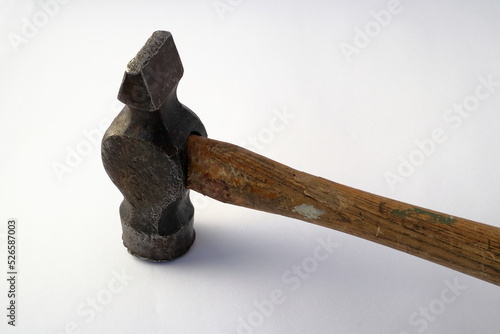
[{"xmin": 187, "ymin": 135, "xmax": 500, "ymax": 286}]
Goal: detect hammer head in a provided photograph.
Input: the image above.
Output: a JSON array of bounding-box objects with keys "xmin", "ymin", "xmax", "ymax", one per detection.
[{"xmin": 102, "ymin": 31, "xmax": 207, "ymax": 261}]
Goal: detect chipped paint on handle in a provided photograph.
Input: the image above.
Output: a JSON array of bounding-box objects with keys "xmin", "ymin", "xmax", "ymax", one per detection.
[
  {"xmin": 391, "ymin": 208, "xmax": 457, "ymax": 225},
  {"xmin": 293, "ymin": 204, "xmax": 325, "ymax": 220}
]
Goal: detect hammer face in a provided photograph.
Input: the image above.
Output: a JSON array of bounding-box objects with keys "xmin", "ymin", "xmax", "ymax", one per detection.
[{"xmin": 120, "ymin": 192, "xmax": 195, "ymax": 261}]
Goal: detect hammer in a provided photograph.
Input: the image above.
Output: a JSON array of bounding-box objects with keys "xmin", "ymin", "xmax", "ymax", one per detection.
[{"xmin": 102, "ymin": 31, "xmax": 500, "ymax": 286}]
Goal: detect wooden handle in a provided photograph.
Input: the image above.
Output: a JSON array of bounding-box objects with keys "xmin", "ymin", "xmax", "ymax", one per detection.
[{"xmin": 187, "ymin": 135, "xmax": 500, "ymax": 286}]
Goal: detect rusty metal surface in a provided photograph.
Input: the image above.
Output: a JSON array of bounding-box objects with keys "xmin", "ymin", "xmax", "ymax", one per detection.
[{"xmin": 102, "ymin": 31, "xmax": 207, "ymax": 261}]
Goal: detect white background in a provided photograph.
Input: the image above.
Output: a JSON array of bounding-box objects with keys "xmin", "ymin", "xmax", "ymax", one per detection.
[{"xmin": 1, "ymin": 0, "xmax": 500, "ymax": 333}]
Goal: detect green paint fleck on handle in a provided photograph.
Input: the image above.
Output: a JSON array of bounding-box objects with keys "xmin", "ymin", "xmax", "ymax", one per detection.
[{"xmin": 391, "ymin": 208, "xmax": 457, "ymax": 225}]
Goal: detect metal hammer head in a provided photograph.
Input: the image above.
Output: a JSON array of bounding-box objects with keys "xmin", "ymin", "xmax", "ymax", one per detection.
[{"xmin": 102, "ymin": 31, "xmax": 207, "ymax": 261}]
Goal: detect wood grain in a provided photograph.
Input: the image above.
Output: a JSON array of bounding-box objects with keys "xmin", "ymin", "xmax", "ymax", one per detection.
[{"xmin": 187, "ymin": 135, "xmax": 500, "ymax": 286}]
